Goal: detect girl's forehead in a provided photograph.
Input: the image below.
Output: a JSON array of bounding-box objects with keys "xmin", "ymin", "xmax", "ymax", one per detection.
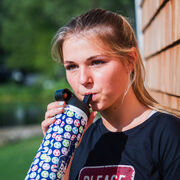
[
  {"xmin": 63, "ymin": 34, "xmax": 111, "ymax": 54},
  {"xmin": 63, "ymin": 38, "xmax": 106, "ymax": 63}
]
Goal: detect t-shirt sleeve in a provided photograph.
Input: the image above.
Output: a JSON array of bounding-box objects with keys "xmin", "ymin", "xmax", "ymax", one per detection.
[{"xmin": 157, "ymin": 114, "xmax": 180, "ymax": 179}]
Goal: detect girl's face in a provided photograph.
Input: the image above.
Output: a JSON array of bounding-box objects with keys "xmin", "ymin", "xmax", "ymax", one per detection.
[{"xmin": 62, "ymin": 36, "xmax": 130, "ymax": 112}]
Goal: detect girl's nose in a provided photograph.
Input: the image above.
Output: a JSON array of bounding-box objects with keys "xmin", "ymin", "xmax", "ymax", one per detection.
[{"xmin": 79, "ymin": 67, "xmax": 93, "ymax": 86}]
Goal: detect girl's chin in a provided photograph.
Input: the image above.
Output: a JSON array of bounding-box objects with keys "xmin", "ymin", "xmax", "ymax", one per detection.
[{"xmin": 90, "ymin": 103, "xmax": 105, "ymax": 112}]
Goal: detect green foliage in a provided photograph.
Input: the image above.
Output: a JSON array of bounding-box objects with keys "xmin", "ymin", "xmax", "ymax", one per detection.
[
  {"xmin": 0, "ymin": 79, "xmax": 71, "ymax": 103},
  {"xmin": 0, "ymin": 136, "xmax": 43, "ymax": 180},
  {"xmin": 0, "ymin": 0, "xmax": 135, "ymax": 76}
]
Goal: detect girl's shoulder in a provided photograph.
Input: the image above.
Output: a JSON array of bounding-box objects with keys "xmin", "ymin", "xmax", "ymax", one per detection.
[
  {"xmin": 151, "ymin": 111, "xmax": 180, "ymax": 129},
  {"xmin": 148, "ymin": 111, "xmax": 180, "ymax": 139}
]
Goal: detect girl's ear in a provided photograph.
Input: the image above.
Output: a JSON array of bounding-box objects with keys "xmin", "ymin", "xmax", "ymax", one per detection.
[{"xmin": 127, "ymin": 47, "xmax": 137, "ymax": 73}]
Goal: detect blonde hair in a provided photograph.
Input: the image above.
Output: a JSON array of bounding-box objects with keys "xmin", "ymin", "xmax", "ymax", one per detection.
[{"xmin": 51, "ymin": 8, "xmax": 179, "ymax": 117}]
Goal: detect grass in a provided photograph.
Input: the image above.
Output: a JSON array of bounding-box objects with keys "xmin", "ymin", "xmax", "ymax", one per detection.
[{"xmin": 0, "ymin": 136, "xmax": 43, "ymax": 180}]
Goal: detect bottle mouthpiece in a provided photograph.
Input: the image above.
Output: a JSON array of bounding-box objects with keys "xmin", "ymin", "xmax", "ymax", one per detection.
[{"xmin": 83, "ymin": 94, "xmax": 92, "ymax": 105}]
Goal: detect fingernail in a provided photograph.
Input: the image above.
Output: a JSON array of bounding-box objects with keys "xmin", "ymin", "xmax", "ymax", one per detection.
[
  {"xmin": 59, "ymin": 101, "xmax": 65, "ymax": 106},
  {"xmin": 58, "ymin": 107, "xmax": 63, "ymax": 111},
  {"xmin": 50, "ymin": 117, "xmax": 55, "ymax": 120}
]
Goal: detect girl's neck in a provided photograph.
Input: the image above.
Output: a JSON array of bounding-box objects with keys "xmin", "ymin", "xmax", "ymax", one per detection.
[{"xmin": 100, "ymin": 88, "xmax": 152, "ymax": 132}]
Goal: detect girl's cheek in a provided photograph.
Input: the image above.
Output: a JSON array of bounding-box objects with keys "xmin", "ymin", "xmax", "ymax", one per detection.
[{"xmin": 66, "ymin": 74, "xmax": 74, "ymax": 87}]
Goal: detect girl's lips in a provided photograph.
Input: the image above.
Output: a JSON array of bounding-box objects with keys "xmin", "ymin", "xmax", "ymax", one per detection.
[
  {"xmin": 83, "ymin": 93, "xmax": 97, "ymax": 101},
  {"xmin": 91, "ymin": 93, "xmax": 97, "ymax": 101}
]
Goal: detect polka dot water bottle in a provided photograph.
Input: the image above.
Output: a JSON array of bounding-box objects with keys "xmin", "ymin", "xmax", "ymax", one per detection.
[{"xmin": 25, "ymin": 89, "xmax": 92, "ymax": 180}]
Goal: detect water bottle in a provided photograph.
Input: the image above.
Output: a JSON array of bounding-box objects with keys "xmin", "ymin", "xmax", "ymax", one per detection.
[{"xmin": 25, "ymin": 88, "xmax": 92, "ymax": 180}]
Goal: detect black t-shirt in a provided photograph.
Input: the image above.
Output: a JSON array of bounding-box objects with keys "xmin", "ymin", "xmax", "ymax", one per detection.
[{"xmin": 69, "ymin": 112, "xmax": 180, "ymax": 180}]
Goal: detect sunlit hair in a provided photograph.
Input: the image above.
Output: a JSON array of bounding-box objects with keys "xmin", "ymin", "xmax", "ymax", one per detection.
[{"xmin": 51, "ymin": 8, "xmax": 178, "ymax": 115}]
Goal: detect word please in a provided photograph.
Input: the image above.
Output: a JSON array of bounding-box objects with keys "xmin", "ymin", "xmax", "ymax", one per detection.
[
  {"xmin": 79, "ymin": 165, "xmax": 135, "ymax": 180},
  {"xmin": 83, "ymin": 175, "xmax": 126, "ymax": 180}
]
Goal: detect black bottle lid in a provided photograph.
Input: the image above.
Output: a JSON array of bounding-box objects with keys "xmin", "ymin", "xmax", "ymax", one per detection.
[{"xmin": 55, "ymin": 89, "xmax": 92, "ymax": 117}]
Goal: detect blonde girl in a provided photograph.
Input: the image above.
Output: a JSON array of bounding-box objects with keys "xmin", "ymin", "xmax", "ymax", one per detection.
[{"xmin": 42, "ymin": 9, "xmax": 180, "ymax": 179}]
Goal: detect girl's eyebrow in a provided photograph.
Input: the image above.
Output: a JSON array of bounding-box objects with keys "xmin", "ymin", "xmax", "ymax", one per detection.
[
  {"xmin": 64, "ymin": 55, "xmax": 108, "ymax": 64},
  {"xmin": 87, "ymin": 55, "xmax": 109, "ymax": 61},
  {"xmin": 64, "ymin": 61, "xmax": 74, "ymax": 64}
]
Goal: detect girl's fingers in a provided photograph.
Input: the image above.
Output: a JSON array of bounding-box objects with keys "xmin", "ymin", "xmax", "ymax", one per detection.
[
  {"xmin": 41, "ymin": 117, "xmax": 56, "ymax": 135},
  {"xmin": 45, "ymin": 107, "xmax": 64, "ymax": 120},
  {"xmin": 47, "ymin": 101, "xmax": 66, "ymax": 111},
  {"xmin": 42, "ymin": 101, "xmax": 66, "ymax": 135}
]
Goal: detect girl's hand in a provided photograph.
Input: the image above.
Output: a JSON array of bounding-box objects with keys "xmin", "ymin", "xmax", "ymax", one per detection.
[
  {"xmin": 41, "ymin": 101, "xmax": 97, "ymax": 136},
  {"xmin": 41, "ymin": 101, "xmax": 66, "ymax": 135}
]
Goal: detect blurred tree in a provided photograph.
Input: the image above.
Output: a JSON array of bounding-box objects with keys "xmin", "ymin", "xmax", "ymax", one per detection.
[{"xmin": 0, "ymin": 0, "xmax": 134, "ymax": 78}]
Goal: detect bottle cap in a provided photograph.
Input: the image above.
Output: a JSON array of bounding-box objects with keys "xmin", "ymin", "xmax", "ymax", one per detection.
[
  {"xmin": 55, "ymin": 89, "xmax": 92, "ymax": 117},
  {"xmin": 55, "ymin": 89, "xmax": 72, "ymax": 102}
]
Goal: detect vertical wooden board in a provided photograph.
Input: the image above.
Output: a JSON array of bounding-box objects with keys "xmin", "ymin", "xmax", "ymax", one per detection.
[
  {"xmin": 145, "ymin": 59, "xmax": 149, "ymax": 86},
  {"xmin": 177, "ymin": 45, "xmax": 180, "ymax": 95},
  {"xmin": 171, "ymin": 46, "xmax": 178, "ymax": 96},
  {"xmin": 169, "ymin": 0, "xmax": 173, "ymax": 45},
  {"xmin": 166, "ymin": 50, "xmax": 170, "ymax": 93},
  {"xmin": 156, "ymin": 14, "xmax": 161, "ymax": 52},
  {"xmin": 165, "ymin": 1, "xmax": 171, "ymax": 46},
  {"xmin": 171, "ymin": 95, "xmax": 178, "ymax": 110},
  {"xmin": 164, "ymin": 2, "xmax": 168, "ymax": 47},
  {"xmin": 143, "ymin": 30, "xmax": 146, "ymax": 57},
  {"xmin": 161, "ymin": 7, "xmax": 165, "ymax": 50},
  {"xmin": 169, "ymin": 48, "xmax": 173, "ymax": 94},
  {"xmin": 146, "ymin": 59, "xmax": 152, "ymax": 88},
  {"xmin": 178, "ymin": 97, "xmax": 180, "ymax": 111},
  {"xmin": 160, "ymin": 52, "xmax": 165, "ymax": 91},
  {"xmin": 177, "ymin": 98, "xmax": 180, "ymax": 111},
  {"xmin": 164, "ymin": 51, "xmax": 168, "ymax": 92},
  {"xmin": 145, "ymin": 59, "xmax": 150, "ymax": 88},
  {"xmin": 144, "ymin": 27, "xmax": 152, "ymax": 58},
  {"xmin": 148, "ymin": 90, "xmax": 157, "ymax": 103},
  {"xmin": 163, "ymin": 51, "xmax": 167, "ymax": 92},
  {"xmin": 157, "ymin": 13, "xmax": 163, "ymax": 53},
  {"xmin": 154, "ymin": 56, "xmax": 158, "ymax": 89},
  {"xmin": 174, "ymin": 0, "xmax": 178, "ymax": 40},
  {"xmin": 160, "ymin": 53, "xmax": 164, "ymax": 91},
  {"xmin": 147, "ymin": 25, "xmax": 151, "ymax": 57},
  {"xmin": 157, "ymin": 54, "xmax": 160, "ymax": 90},
  {"xmin": 176, "ymin": 45, "xmax": 179, "ymax": 95},
  {"xmin": 143, "ymin": 21, "xmax": 148, "ymax": 58},
  {"xmin": 142, "ymin": 0, "xmax": 146, "ymax": 29},
  {"xmin": 142, "ymin": 0, "xmax": 148, "ymax": 29},
  {"xmin": 164, "ymin": 93, "xmax": 171, "ymax": 108},
  {"xmin": 158, "ymin": 54, "xmax": 162, "ymax": 90},
  {"xmin": 171, "ymin": 0, "xmax": 175, "ymax": 42},
  {"xmin": 174, "ymin": 0, "xmax": 180, "ymax": 39},
  {"xmin": 152, "ymin": 24, "xmax": 155, "ymax": 55},
  {"xmin": 154, "ymin": 56, "xmax": 159, "ymax": 89},
  {"xmin": 148, "ymin": 57, "xmax": 156, "ymax": 89},
  {"xmin": 151, "ymin": 0, "xmax": 157, "ymax": 23}
]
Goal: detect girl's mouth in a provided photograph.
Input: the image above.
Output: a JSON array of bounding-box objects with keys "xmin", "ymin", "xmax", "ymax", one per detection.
[
  {"xmin": 90, "ymin": 93, "xmax": 97, "ymax": 102},
  {"xmin": 83, "ymin": 93, "xmax": 97, "ymax": 102}
]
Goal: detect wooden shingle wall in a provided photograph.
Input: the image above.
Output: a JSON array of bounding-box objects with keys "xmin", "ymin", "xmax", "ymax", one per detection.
[{"xmin": 141, "ymin": 0, "xmax": 180, "ymax": 114}]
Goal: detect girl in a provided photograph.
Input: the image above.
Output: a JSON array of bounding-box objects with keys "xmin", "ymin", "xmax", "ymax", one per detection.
[{"xmin": 42, "ymin": 9, "xmax": 180, "ymax": 179}]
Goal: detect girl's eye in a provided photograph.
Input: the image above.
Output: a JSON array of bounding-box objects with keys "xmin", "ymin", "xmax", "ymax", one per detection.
[
  {"xmin": 91, "ymin": 60, "xmax": 105, "ymax": 66},
  {"xmin": 65, "ymin": 64, "xmax": 78, "ymax": 71}
]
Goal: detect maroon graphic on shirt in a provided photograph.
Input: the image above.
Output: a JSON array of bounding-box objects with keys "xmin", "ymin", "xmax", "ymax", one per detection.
[{"xmin": 78, "ymin": 165, "xmax": 135, "ymax": 180}]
